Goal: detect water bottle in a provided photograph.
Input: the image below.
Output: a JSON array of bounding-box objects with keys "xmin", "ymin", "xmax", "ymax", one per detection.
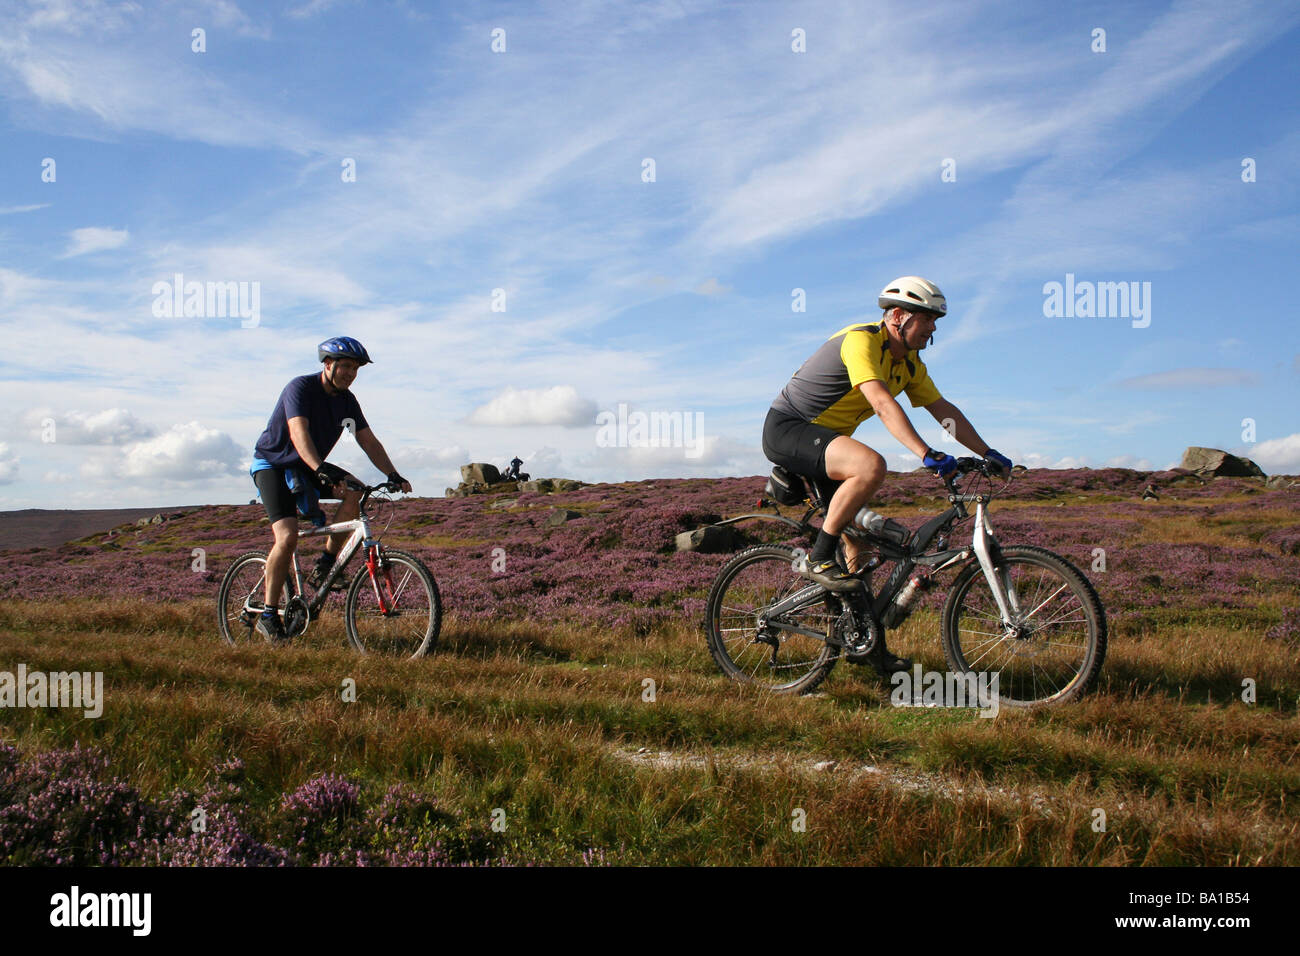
[
  {"xmin": 882, "ymin": 568, "xmax": 932, "ymax": 627},
  {"xmin": 853, "ymin": 508, "xmax": 911, "ymax": 546}
]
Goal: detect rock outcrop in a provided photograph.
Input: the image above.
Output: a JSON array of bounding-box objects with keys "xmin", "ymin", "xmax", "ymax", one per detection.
[
  {"xmin": 445, "ymin": 464, "xmax": 586, "ymax": 498},
  {"xmin": 1179, "ymin": 447, "xmax": 1265, "ymax": 478}
]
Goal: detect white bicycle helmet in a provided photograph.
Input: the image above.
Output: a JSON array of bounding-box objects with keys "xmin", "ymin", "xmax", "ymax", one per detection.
[{"xmin": 878, "ymin": 276, "xmax": 947, "ymax": 316}]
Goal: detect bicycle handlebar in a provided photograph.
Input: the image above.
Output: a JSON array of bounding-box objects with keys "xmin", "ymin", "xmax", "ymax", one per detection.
[{"xmin": 942, "ymin": 456, "xmax": 1010, "ymax": 496}]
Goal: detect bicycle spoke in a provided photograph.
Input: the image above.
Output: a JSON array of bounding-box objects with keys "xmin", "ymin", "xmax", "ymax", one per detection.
[
  {"xmin": 945, "ymin": 548, "xmax": 1102, "ymax": 706},
  {"xmin": 705, "ymin": 547, "xmax": 836, "ymax": 694}
]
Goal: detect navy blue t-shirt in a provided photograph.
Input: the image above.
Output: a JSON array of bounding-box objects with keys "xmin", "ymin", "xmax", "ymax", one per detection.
[{"xmin": 254, "ymin": 373, "xmax": 368, "ymax": 469}]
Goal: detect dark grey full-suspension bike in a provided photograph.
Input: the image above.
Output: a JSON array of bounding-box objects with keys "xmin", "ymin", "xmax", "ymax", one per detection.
[{"xmin": 703, "ymin": 458, "xmax": 1107, "ymax": 706}]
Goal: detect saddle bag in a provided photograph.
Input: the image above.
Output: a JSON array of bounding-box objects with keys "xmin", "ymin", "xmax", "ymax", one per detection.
[{"xmin": 765, "ymin": 465, "xmax": 807, "ymax": 506}]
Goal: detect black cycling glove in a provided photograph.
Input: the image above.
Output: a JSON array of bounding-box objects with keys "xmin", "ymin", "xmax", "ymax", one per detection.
[
  {"xmin": 315, "ymin": 461, "xmax": 349, "ymax": 490},
  {"xmin": 387, "ymin": 471, "xmax": 408, "ymax": 488}
]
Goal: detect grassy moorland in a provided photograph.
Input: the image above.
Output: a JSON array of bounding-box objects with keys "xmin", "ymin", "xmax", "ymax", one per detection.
[{"xmin": 0, "ymin": 468, "xmax": 1297, "ymax": 865}]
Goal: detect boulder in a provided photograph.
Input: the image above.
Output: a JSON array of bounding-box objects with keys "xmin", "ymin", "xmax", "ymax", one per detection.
[
  {"xmin": 553, "ymin": 479, "xmax": 584, "ymax": 492},
  {"xmin": 489, "ymin": 498, "xmax": 518, "ymax": 510},
  {"xmin": 544, "ymin": 508, "xmax": 582, "ymax": 528},
  {"xmin": 1265, "ymin": 475, "xmax": 1298, "ymax": 490},
  {"xmin": 521, "ymin": 479, "xmax": 555, "ymax": 493},
  {"xmin": 1179, "ymin": 447, "xmax": 1265, "ymax": 478},
  {"xmin": 675, "ymin": 525, "xmax": 743, "ymax": 554},
  {"xmin": 460, "ymin": 462, "xmax": 501, "ymax": 484}
]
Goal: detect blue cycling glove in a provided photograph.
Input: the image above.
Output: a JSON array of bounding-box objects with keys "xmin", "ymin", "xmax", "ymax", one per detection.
[
  {"xmin": 923, "ymin": 448, "xmax": 957, "ymax": 477},
  {"xmin": 984, "ymin": 449, "xmax": 1013, "ymax": 476}
]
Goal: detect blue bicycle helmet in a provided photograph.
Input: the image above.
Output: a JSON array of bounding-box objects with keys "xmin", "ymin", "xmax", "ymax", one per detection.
[{"xmin": 317, "ymin": 336, "xmax": 373, "ymax": 365}]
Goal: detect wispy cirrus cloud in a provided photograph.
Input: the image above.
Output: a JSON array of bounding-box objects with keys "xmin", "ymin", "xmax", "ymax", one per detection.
[
  {"xmin": 1116, "ymin": 368, "xmax": 1259, "ymax": 389},
  {"xmin": 61, "ymin": 226, "xmax": 128, "ymax": 258}
]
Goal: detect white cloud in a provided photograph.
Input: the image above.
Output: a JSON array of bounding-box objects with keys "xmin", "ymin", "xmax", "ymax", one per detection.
[
  {"xmin": 1103, "ymin": 455, "xmax": 1154, "ymax": 471},
  {"xmin": 694, "ymin": 278, "xmax": 730, "ymax": 296},
  {"xmin": 1116, "ymin": 368, "xmax": 1258, "ymax": 389},
  {"xmin": 388, "ymin": 444, "xmax": 468, "ymax": 471},
  {"xmin": 61, "ymin": 226, "xmax": 128, "ymax": 258},
  {"xmin": 87, "ymin": 422, "xmax": 246, "ymax": 480},
  {"xmin": 0, "ymin": 443, "xmax": 17, "ymax": 483},
  {"xmin": 1246, "ymin": 433, "xmax": 1300, "ymax": 475},
  {"xmin": 26, "ymin": 408, "xmax": 156, "ymax": 445},
  {"xmin": 577, "ymin": 434, "xmax": 762, "ymax": 477},
  {"xmin": 0, "ymin": 203, "xmax": 48, "ymax": 215},
  {"xmin": 468, "ymin": 386, "xmax": 597, "ymax": 427}
]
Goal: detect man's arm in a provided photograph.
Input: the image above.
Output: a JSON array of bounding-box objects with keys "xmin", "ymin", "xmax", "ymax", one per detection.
[
  {"xmin": 288, "ymin": 416, "xmax": 328, "ymax": 472},
  {"xmin": 924, "ymin": 397, "xmax": 991, "ymax": 457},
  {"xmin": 858, "ymin": 380, "xmax": 932, "ymax": 459},
  {"xmin": 355, "ymin": 427, "xmax": 412, "ymax": 492}
]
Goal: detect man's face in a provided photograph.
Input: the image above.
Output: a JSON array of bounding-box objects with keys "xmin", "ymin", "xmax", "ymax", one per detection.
[
  {"xmin": 324, "ymin": 357, "xmax": 360, "ymax": 390},
  {"xmin": 898, "ymin": 309, "xmax": 939, "ymax": 349}
]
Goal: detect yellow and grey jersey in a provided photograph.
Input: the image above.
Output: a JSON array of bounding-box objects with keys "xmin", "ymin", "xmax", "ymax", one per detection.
[{"xmin": 770, "ymin": 322, "xmax": 942, "ymax": 436}]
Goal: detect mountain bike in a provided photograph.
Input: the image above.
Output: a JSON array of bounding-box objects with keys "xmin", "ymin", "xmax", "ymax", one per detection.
[
  {"xmin": 217, "ymin": 479, "xmax": 440, "ymax": 657},
  {"xmin": 703, "ymin": 459, "xmax": 1106, "ymax": 707}
]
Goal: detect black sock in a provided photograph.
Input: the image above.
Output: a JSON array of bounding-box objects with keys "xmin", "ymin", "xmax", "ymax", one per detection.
[
  {"xmin": 317, "ymin": 551, "xmax": 335, "ymax": 568},
  {"xmin": 810, "ymin": 529, "xmax": 839, "ymax": 565}
]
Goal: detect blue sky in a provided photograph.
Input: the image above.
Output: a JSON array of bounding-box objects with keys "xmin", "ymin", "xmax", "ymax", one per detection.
[{"xmin": 1, "ymin": 0, "xmax": 1298, "ymax": 509}]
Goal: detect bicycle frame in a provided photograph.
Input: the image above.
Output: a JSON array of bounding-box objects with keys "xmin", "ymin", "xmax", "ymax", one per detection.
[
  {"xmin": 290, "ymin": 515, "xmax": 381, "ymax": 616},
  {"xmin": 757, "ymin": 477, "xmax": 1021, "ymax": 634}
]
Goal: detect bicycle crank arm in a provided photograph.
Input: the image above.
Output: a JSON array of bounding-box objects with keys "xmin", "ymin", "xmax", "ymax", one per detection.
[{"xmin": 972, "ymin": 502, "xmax": 1017, "ymax": 625}]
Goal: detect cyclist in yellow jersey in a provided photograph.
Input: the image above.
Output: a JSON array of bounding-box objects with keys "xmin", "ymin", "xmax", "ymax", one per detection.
[{"xmin": 763, "ymin": 276, "xmax": 1013, "ymax": 670}]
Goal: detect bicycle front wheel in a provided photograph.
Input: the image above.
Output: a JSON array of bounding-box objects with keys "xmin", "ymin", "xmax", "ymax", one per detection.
[
  {"xmin": 217, "ymin": 551, "xmax": 271, "ymax": 645},
  {"xmin": 703, "ymin": 545, "xmax": 839, "ymax": 694},
  {"xmin": 940, "ymin": 545, "xmax": 1106, "ymax": 707},
  {"xmin": 344, "ymin": 547, "xmax": 441, "ymax": 658}
]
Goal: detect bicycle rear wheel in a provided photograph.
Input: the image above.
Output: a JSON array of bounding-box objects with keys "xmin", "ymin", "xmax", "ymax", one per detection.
[
  {"xmin": 703, "ymin": 545, "xmax": 839, "ymax": 694},
  {"xmin": 940, "ymin": 545, "xmax": 1106, "ymax": 707},
  {"xmin": 217, "ymin": 551, "xmax": 272, "ymax": 645},
  {"xmin": 344, "ymin": 547, "xmax": 441, "ymax": 658}
]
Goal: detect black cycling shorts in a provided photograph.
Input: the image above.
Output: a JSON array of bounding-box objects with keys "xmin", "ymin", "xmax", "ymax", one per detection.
[
  {"xmin": 253, "ymin": 468, "xmax": 300, "ymax": 524},
  {"xmin": 762, "ymin": 407, "xmax": 843, "ymax": 482}
]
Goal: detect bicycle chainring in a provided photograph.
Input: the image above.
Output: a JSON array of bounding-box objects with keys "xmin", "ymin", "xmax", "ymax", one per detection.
[
  {"xmin": 834, "ymin": 606, "xmax": 881, "ymax": 662},
  {"xmin": 283, "ymin": 596, "xmax": 311, "ymax": 638}
]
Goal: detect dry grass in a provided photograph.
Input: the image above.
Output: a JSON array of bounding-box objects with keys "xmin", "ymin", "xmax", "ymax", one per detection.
[{"xmin": 2, "ymin": 582, "xmax": 1296, "ymax": 865}]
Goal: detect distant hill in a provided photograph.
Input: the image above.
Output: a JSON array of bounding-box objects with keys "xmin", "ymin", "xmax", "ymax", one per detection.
[{"xmin": 0, "ymin": 507, "xmax": 202, "ymax": 552}]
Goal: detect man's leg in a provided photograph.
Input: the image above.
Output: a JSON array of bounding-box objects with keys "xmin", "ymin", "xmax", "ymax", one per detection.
[
  {"xmin": 264, "ymin": 517, "xmax": 299, "ymax": 608},
  {"xmin": 822, "ymin": 435, "xmax": 887, "ymax": 569},
  {"xmin": 822, "ymin": 436, "xmax": 909, "ymax": 671},
  {"xmin": 324, "ymin": 487, "xmax": 364, "ymax": 557}
]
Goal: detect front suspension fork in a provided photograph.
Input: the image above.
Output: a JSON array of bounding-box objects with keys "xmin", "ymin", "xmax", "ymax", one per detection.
[
  {"xmin": 365, "ymin": 544, "xmax": 392, "ymax": 614},
  {"xmin": 971, "ymin": 502, "xmax": 1019, "ymax": 626}
]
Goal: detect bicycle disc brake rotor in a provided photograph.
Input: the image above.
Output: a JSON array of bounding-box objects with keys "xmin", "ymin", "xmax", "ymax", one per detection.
[{"xmin": 283, "ymin": 596, "xmax": 311, "ymax": 637}]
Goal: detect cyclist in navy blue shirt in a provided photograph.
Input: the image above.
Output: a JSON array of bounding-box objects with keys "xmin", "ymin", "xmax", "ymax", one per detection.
[{"xmin": 249, "ymin": 336, "xmax": 412, "ymax": 642}]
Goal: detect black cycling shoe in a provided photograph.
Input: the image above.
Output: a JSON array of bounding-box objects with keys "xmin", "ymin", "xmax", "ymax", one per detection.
[
  {"xmin": 872, "ymin": 648, "xmax": 912, "ymax": 675},
  {"xmin": 796, "ymin": 555, "xmax": 862, "ymax": 593},
  {"xmin": 255, "ymin": 608, "xmax": 289, "ymax": 644}
]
